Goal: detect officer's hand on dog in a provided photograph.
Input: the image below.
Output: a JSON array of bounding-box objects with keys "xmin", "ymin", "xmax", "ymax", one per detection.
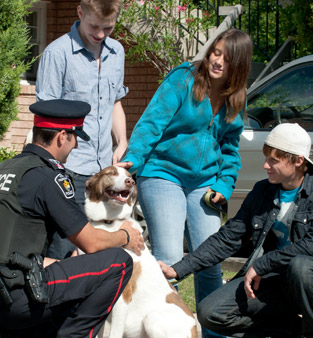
[
  {"xmin": 158, "ymin": 260, "xmax": 178, "ymax": 279},
  {"xmin": 119, "ymin": 222, "xmax": 145, "ymax": 256}
]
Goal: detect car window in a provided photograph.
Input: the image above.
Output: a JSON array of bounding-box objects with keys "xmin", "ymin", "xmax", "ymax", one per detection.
[{"xmin": 245, "ymin": 63, "xmax": 313, "ymax": 131}]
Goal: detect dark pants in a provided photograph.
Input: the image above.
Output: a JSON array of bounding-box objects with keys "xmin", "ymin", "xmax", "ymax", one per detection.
[
  {"xmin": 46, "ymin": 170, "xmax": 91, "ymax": 260},
  {"xmin": 198, "ymin": 256, "xmax": 312, "ymax": 338},
  {"xmin": 0, "ymin": 248, "xmax": 132, "ymax": 338}
]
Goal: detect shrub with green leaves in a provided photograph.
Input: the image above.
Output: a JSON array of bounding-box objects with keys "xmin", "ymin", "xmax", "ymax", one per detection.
[
  {"xmin": 0, "ymin": 0, "xmax": 37, "ymax": 138},
  {"xmin": 115, "ymin": 0, "xmax": 214, "ymax": 79},
  {"xmin": 280, "ymin": 0, "xmax": 313, "ymax": 57},
  {"xmin": 0, "ymin": 147, "xmax": 18, "ymax": 162}
]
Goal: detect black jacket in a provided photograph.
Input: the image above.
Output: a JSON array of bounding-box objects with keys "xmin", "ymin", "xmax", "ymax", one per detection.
[{"xmin": 173, "ymin": 172, "xmax": 313, "ymax": 279}]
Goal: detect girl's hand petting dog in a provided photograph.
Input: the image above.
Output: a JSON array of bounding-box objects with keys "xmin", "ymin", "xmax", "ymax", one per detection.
[{"xmin": 115, "ymin": 161, "xmax": 133, "ymax": 170}]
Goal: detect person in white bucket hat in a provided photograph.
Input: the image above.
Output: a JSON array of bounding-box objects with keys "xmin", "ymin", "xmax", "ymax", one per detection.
[
  {"xmin": 159, "ymin": 123, "xmax": 313, "ymax": 338},
  {"xmin": 264, "ymin": 123, "xmax": 313, "ymax": 165}
]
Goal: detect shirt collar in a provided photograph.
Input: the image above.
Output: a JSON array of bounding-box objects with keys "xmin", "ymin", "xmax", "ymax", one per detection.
[
  {"xmin": 300, "ymin": 171, "xmax": 313, "ymax": 197},
  {"xmin": 271, "ymin": 172, "xmax": 312, "ymax": 205},
  {"xmin": 22, "ymin": 144, "xmax": 65, "ymax": 170}
]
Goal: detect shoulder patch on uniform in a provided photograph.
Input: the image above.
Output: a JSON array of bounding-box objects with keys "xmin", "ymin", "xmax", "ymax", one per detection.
[
  {"xmin": 48, "ymin": 159, "xmax": 65, "ymax": 170},
  {"xmin": 55, "ymin": 173, "xmax": 75, "ymax": 199}
]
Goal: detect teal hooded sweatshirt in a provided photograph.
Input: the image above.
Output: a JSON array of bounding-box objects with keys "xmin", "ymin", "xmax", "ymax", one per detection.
[{"xmin": 123, "ymin": 62, "xmax": 244, "ymax": 201}]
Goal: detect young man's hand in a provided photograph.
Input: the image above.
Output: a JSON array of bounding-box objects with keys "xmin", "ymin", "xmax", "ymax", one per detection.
[
  {"xmin": 158, "ymin": 260, "xmax": 178, "ymax": 279},
  {"xmin": 244, "ymin": 266, "xmax": 262, "ymax": 299}
]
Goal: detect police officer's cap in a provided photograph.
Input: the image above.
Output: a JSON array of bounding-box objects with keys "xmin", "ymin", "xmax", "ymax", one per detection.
[{"xmin": 29, "ymin": 99, "xmax": 91, "ymax": 141}]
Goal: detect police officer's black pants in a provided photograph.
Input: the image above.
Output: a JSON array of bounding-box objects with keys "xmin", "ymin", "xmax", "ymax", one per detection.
[{"xmin": 0, "ymin": 248, "xmax": 133, "ymax": 338}]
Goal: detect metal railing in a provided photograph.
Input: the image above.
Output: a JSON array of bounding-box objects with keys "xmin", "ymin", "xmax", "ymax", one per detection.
[{"xmin": 182, "ymin": 0, "xmax": 294, "ymax": 64}]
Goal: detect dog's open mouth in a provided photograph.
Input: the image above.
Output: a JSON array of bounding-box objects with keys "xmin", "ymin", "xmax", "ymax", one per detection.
[{"xmin": 105, "ymin": 189, "xmax": 130, "ymax": 203}]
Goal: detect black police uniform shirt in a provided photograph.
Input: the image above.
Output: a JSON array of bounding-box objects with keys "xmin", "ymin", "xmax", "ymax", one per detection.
[{"xmin": 17, "ymin": 144, "xmax": 88, "ymax": 240}]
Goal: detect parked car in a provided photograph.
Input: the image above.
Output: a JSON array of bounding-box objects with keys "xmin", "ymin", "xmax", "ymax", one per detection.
[{"xmin": 229, "ymin": 54, "xmax": 313, "ymax": 217}]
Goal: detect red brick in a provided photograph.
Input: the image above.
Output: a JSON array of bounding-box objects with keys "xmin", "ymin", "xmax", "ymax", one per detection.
[
  {"xmin": 57, "ymin": 17, "xmax": 72, "ymax": 24},
  {"xmin": 124, "ymin": 75, "xmax": 142, "ymax": 83},
  {"xmin": 128, "ymin": 83, "xmax": 149, "ymax": 91},
  {"xmin": 10, "ymin": 121, "xmax": 33, "ymax": 129},
  {"xmin": 18, "ymin": 113, "xmax": 34, "ymax": 121},
  {"xmin": 140, "ymin": 75, "xmax": 159, "ymax": 82},
  {"xmin": 20, "ymin": 85, "xmax": 36, "ymax": 95},
  {"xmin": 0, "ymin": 141, "xmax": 13, "ymax": 149},
  {"xmin": 17, "ymin": 96, "xmax": 36, "ymax": 106},
  {"xmin": 10, "ymin": 136, "xmax": 26, "ymax": 144},
  {"xmin": 127, "ymin": 67, "xmax": 148, "ymax": 75},
  {"xmin": 147, "ymin": 67, "xmax": 160, "ymax": 75},
  {"xmin": 127, "ymin": 99, "xmax": 147, "ymax": 106},
  {"xmin": 147, "ymin": 83, "xmax": 160, "ymax": 91},
  {"xmin": 127, "ymin": 113, "xmax": 142, "ymax": 122},
  {"xmin": 12, "ymin": 129, "xmax": 31, "ymax": 137},
  {"xmin": 124, "ymin": 106, "xmax": 141, "ymax": 114},
  {"xmin": 57, "ymin": 2, "xmax": 70, "ymax": 9},
  {"xmin": 18, "ymin": 105, "xmax": 33, "ymax": 113}
]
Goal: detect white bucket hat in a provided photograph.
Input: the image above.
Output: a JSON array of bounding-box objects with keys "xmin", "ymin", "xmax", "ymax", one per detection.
[{"xmin": 264, "ymin": 123, "xmax": 313, "ymax": 165}]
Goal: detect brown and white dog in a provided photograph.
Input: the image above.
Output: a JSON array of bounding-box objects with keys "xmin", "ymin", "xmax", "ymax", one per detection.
[{"xmin": 84, "ymin": 165, "xmax": 198, "ymax": 338}]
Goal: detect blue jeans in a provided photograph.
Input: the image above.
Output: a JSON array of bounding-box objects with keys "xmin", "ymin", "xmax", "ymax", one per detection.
[
  {"xmin": 198, "ymin": 256, "xmax": 310, "ymax": 338},
  {"xmin": 46, "ymin": 170, "xmax": 91, "ymax": 260},
  {"xmin": 137, "ymin": 177, "xmax": 224, "ymax": 338}
]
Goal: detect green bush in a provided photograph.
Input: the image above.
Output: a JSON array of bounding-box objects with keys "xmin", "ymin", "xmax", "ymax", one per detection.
[
  {"xmin": 116, "ymin": 0, "xmax": 214, "ymax": 80},
  {"xmin": 0, "ymin": 147, "xmax": 18, "ymax": 162},
  {"xmin": 280, "ymin": 0, "xmax": 313, "ymax": 57},
  {"xmin": 0, "ymin": 0, "xmax": 37, "ymax": 137}
]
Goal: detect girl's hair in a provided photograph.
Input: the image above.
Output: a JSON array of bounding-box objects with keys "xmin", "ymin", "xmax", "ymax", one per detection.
[
  {"xmin": 80, "ymin": 0, "xmax": 122, "ymax": 19},
  {"xmin": 193, "ymin": 28, "xmax": 253, "ymax": 123}
]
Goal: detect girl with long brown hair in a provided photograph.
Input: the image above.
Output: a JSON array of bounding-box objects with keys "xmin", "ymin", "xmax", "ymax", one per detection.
[{"xmin": 118, "ymin": 28, "xmax": 253, "ymax": 338}]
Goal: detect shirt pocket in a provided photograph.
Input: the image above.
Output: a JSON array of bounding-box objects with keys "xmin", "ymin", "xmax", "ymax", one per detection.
[
  {"xmin": 108, "ymin": 78, "xmax": 118, "ymax": 103},
  {"xmin": 251, "ymin": 215, "xmax": 266, "ymax": 245},
  {"xmin": 291, "ymin": 212, "xmax": 313, "ymax": 240}
]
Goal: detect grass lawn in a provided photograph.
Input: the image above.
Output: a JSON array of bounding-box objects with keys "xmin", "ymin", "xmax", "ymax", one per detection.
[{"xmin": 179, "ymin": 270, "xmax": 237, "ymax": 312}]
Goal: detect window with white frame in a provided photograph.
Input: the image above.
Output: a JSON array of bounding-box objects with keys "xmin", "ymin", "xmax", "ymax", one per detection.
[{"xmin": 23, "ymin": 1, "xmax": 47, "ymax": 83}]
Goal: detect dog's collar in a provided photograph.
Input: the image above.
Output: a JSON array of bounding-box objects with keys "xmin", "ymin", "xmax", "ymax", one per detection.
[{"xmin": 103, "ymin": 220, "xmax": 114, "ymax": 224}]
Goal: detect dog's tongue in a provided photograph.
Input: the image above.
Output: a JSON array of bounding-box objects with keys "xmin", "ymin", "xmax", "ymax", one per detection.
[
  {"xmin": 106, "ymin": 190, "xmax": 129, "ymax": 202},
  {"xmin": 116, "ymin": 191, "xmax": 129, "ymax": 202}
]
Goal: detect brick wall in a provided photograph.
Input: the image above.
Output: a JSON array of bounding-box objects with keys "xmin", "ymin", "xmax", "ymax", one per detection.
[
  {"xmin": 123, "ymin": 60, "xmax": 160, "ymax": 135},
  {"xmin": 0, "ymin": 85, "xmax": 36, "ymax": 152},
  {"xmin": 46, "ymin": 0, "xmax": 80, "ymax": 45},
  {"xmin": 0, "ymin": 0, "xmax": 160, "ymax": 151}
]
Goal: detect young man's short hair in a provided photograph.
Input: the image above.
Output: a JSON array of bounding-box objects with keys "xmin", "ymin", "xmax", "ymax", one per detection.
[
  {"xmin": 80, "ymin": 0, "xmax": 122, "ymax": 19},
  {"xmin": 263, "ymin": 144, "xmax": 309, "ymax": 172}
]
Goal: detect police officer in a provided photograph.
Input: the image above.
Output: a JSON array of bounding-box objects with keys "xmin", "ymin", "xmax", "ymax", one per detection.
[{"xmin": 0, "ymin": 99, "xmax": 144, "ymax": 338}]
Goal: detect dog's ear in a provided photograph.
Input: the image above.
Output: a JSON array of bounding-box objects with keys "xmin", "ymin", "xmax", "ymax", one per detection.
[
  {"xmin": 128, "ymin": 184, "xmax": 137, "ymax": 206},
  {"xmin": 85, "ymin": 172, "xmax": 103, "ymax": 201}
]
